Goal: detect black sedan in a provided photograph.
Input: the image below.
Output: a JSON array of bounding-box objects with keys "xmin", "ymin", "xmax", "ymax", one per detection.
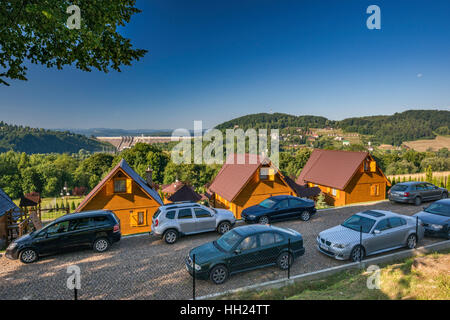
[
  {"xmin": 185, "ymin": 225, "xmax": 305, "ymax": 284},
  {"xmin": 413, "ymin": 199, "xmax": 450, "ymax": 239},
  {"xmin": 241, "ymin": 195, "xmax": 316, "ymax": 224}
]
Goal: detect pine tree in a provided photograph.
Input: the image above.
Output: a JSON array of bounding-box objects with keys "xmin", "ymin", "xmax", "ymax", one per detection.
[
  {"xmin": 316, "ymin": 192, "xmax": 327, "ymax": 209},
  {"xmin": 446, "ymin": 175, "xmax": 450, "ymax": 190},
  {"xmin": 425, "ymin": 165, "xmax": 433, "ymax": 182},
  {"xmin": 71, "ymin": 201, "xmax": 76, "ymax": 211}
]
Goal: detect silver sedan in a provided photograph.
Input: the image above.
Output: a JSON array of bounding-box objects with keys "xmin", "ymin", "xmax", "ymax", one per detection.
[{"xmin": 317, "ymin": 210, "xmax": 424, "ymax": 262}]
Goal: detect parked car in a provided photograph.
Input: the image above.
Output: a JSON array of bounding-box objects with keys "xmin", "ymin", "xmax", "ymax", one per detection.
[
  {"xmin": 241, "ymin": 195, "xmax": 316, "ymax": 224},
  {"xmin": 151, "ymin": 202, "xmax": 236, "ymax": 244},
  {"xmin": 5, "ymin": 210, "xmax": 121, "ymax": 264},
  {"xmin": 388, "ymin": 181, "xmax": 448, "ymax": 206},
  {"xmin": 317, "ymin": 210, "xmax": 424, "ymax": 262},
  {"xmin": 413, "ymin": 199, "xmax": 450, "ymax": 239},
  {"xmin": 185, "ymin": 225, "xmax": 305, "ymax": 284}
]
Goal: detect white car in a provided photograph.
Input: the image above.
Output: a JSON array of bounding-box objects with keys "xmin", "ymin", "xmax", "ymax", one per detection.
[{"xmin": 151, "ymin": 202, "xmax": 236, "ymax": 244}]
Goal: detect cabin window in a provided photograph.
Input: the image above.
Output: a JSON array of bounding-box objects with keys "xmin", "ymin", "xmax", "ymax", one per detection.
[
  {"xmin": 331, "ymin": 188, "xmax": 337, "ymax": 196},
  {"xmin": 138, "ymin": 212, "xmax": 145, "ymax": 225},
  {"xmin": 260, "ymin": 167, "xmax": 275, "ymax": 181},
  {"xmin": 114, "ymin": 179, "xmax": 127, "ymax": 193},
  {"xmin": 370, "ymin": 184, "xmax": 380, "ymax": 196},
  {"xmin": 364, "ymin": 161, "xmax": 369, "ymax": 171}
]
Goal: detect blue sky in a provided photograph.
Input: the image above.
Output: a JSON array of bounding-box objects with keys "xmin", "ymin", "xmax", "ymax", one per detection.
[{"xmin": 1, "ymin": 0, "xmax": 449, "ymax": 130}]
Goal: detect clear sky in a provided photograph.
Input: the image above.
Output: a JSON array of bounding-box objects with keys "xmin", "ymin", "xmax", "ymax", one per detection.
[{"xmin": 1, "ymin": 0, "xmax": 449, "ymax": 130}]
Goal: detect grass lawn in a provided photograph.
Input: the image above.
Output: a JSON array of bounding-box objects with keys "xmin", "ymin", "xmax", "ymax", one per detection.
[{"xmin": 219, "ymin": 250, "xmax": 450, "ymax": 300}]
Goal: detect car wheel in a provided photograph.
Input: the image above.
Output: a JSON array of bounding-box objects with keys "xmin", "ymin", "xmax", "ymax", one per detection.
[
  {"xmin": 441, "ymin": 193, "xmax": 448, "ymax": 199},
  {"xmin": 350, "ymin": 245, "xmax": 365, "ymax": 262},
  {"xmin": 258, "ymin": 215, "xmax": 270, "ymax": 225},
  {"xmin": 209, "ymin": 265, "xmax": 229, "ymax": 284},
  {"xmin": 277, "ymin": 252, "xmax": 293, "ymax": 270},
  {"xmin": 299, "ymin": 211, "xmax": 311, "ymax": 221},
  {"xmin": 217, "ymin": 221, "xmax": 231, "ymax": 234},
  {"xmin": 93, "ymin": 238, "xmax": 110, "ymax": 252},
  {"xmin": 406, "ymin": 234, "xmax": 417, "ymax": 249},
  {"xmin": 414, "ymin": 197, "xmax": 422, "ymax": 206},
  {"xmin": 19, "ymin": 248, "xmax": 38, "ymax": 264},
  {"xmin": 163, "ymin": 229, "xmax": 178, "ymax": 244}
]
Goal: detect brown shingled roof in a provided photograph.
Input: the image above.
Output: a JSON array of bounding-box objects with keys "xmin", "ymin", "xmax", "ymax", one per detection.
[
  {"xmin": 296, "ymin": 149, "xmax": 369, "ymax": 190},
  {"xmin": 208, "ymin": 154, "xmax": 266, "ymax": 202}
]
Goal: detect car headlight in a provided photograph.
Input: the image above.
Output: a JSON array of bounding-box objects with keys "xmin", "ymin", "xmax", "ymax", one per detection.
[
  {"xmin": 332, "ymin": 243, "xmax": 347, "ymax": 249},
  {"xmin": 7, "ymin": 242, "xmax": 17, "ymax": 250},
  {"xmin": 248, "ymin": 215, "xmax": 256, "ymax": 218},
  {"xmin": 430, "ymin": 224, "xmax": 443, "ymax": 230},
  {"xmin": 194, "ymin": 264, "xmax": 201, "ymax": 271}
]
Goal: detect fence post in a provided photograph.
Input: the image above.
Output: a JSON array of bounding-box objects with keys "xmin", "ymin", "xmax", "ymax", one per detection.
[
  {"xmin": 192, "ymin": 254, "xmax": 196, "ymax": 300},
  {"xmin": 416, "ymin": 216, "xmax": 419, "ymax": 245},
  {"xmin": 359, "ymin": 225, "xmax": 363, "ymax": 262},
  {"xmin": 288, "ymin": 238, "xmax": 291, "ymax": 279},
  {"xmin": 73, "ymin": 278, "xmax": 78, "ymax": 300}
]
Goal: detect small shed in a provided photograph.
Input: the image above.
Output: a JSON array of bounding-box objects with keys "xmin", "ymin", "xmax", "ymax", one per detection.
[
  {"xmin": 161, "ymin": 181, "xmax": 203, "ymax": 203},
  {"xmin": 75, "ymin": 159, "xmax": 163, "ymax": 235},
  {"xmin": 0, "ymin": 188, "xmax": 21, "ymax": 247}
]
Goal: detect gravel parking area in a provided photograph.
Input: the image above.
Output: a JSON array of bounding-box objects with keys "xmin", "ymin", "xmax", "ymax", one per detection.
[{"xmin": 0, "ymin": 200, "xmax": 444, "ymax": 300}]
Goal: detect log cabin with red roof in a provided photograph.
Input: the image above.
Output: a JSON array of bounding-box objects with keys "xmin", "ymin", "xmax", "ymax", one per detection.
[
  {"xmin": 296, "ymin": 149, "xmax": 391, "ymax": 206},
  {"xmin": 160, "ymin": 181, "xmax": 203, "ymax": 204},
  {"xmin": 208, "ymin": 154, "xmax": 297, "ymax": 219},
  {"xmin": 75, "ymin": 159, "xmax": 163, "ymax": 235}
]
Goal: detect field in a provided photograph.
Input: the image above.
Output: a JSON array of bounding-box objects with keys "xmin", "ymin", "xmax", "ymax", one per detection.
[
  {"xmin": 403, "ymin": 135, "xmax": 450, "ymax": 152},
  {"xmin": 219, "ymin": 250, "xmax": 450, "ymax": 300},
  {"xmin": 387, "ymin": 171, "xmax": 450, "ymax": 183}
]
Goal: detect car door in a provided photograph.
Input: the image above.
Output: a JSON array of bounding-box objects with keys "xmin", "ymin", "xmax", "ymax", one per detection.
[
  {"xmin": 61, "ymin": 217, "xmax": 97, "ymax": 249},
  {"xmin": 255, "ymin": 232, "xmax": 281, "ymax": 266},
  {"xmin": 36, "ymin": 220, "xmax": 70, "ymax": 254},
  {"xmin": 425, "ymin": 183, "xmax": 441, "ymax": 200},
  {"xmin": 288, "ymin": 198, "xmax": 307, "ymax": 219},
  {"xmin": 415, "ymin": 183, "xmax": 429, "ymax": 200},
  {"xmin": 176, "ymin": 208, "xmax": 197, "ymax": 234},
  {"xmin": 366, "ymin": 218, "xmax": 397, "ymax": 253},
  {"xmin": 388, "ymin": 217, "xmax": 409, "ymax": 247},
  {"xmin": 271, "ymin": 199, "xmax": 291, "ymax": 221},
  {"xmin": 193, "ymin": 207, "xmax": 216, "ymax": 232},
  {"xmin": 229, "ymin": 235, "xmax": 260, "ymax": 272}
]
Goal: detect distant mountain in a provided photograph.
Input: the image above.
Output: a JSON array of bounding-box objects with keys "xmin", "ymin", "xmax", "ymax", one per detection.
[
  {"xmin": 215, "ymin": 110, "xmax": 450, "ymax": 146},
  {"xmin": 54, "ymin": 128, "xmax": 174, "ymax": 137},
  {"xmin": 215, "ymin": 113, "xmax": 334, "ymax": 130},
  {"xmin": 0, "ymin": 122, "xmax": 111, "ymax": 154}
]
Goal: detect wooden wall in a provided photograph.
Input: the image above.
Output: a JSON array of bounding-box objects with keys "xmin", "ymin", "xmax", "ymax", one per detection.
[
  {"xmin": 0, "ymin": 215, "xmax": 6, "ymax": 241},
  {"xmin": 80, "ymin": 172, "xmax": 160, "ymax": 235}
]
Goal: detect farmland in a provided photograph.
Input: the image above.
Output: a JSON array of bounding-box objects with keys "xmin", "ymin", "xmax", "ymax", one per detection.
[{"xmin": 403, "ymin": 135, "xmax": 450, "ymax": 152}]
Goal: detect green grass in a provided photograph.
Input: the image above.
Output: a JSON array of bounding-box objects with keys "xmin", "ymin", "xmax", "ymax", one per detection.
[{"xmin": 219, "ymin": 250, "xmax": 450, "ymax": 300}]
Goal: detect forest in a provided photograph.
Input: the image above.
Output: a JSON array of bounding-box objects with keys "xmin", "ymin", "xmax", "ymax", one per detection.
[{"xmin": 0, "ymin": 141, "xmax": 448, "ymax": 201}]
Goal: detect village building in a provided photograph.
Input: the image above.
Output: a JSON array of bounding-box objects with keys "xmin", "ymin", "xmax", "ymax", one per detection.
[
  {"xmin": 160, "ymin": 181, "xmax": 204, "ymax": 204},
  {"xmin": 296, "ymin": 149, "xmax": 391, "ymax": 206},
  {"xmin": 0, "ymin": 188, "xmax": 21, "ymax": 247},
  {"xmin": 75, "ymin": 159, "xmax": 163, "ymax": 235},
  {"xmin": 208, "ymin": 154, "xmax": 297, "ymax": 219}
]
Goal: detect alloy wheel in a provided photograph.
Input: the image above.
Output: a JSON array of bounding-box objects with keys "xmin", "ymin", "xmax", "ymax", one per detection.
[
  {"xmin": 351, "ymin": 246, "xmax": 363, "ymax": 262},
  {"xmin": 279, "ymin": 253, "xmax": 291, "ymax": 270},
  {"xmin": 165, "ymin": 231, "xmax": 177, "ymax": 244},
  {"xmin": 21, "ymin": 249, "xmax": 37, "ymax": 263},
  {"xmin": 259, "ymin": 216, "xmax": 269, "ymax": 225},
  {"xmin": 300, "ymin": 211, "xmax": 310, "ymax": 221},
  {"xmin": 407, "ymin": 235, "xmax": 417, "ymax": 249},
  {"xmin": 95, "ymin": 239, "xmax": 109, "ymax": 252},
  {"xmin": 219, "ymin": 223, "xmax": 230, "ymax": 234},
  {"xmin": 211, "ymin": 267, "xmax": 227, "ymax": 284}
]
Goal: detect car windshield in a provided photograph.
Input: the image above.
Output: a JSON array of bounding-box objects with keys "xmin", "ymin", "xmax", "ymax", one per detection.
[
  {"xmin": 424, "ymin": 203, "xmax": 450, "ymax": 217},
  {"xmin": 260, "ymin": 198, "xmax": 276, "ymax": 208},
  {"xmin": 341, "ymin": 214, "xmax": 376, "ymax": 233},
  {"xmin": 391, "ymin": 185, "xmax": 408, "ymax": 192},
  {"xmin": 216, "ymin": 230, "xmax": 242, "ymax": 251}
]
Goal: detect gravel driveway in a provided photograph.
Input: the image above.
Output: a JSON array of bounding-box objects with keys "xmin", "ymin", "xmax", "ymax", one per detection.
[{"xmin": 0, "ymin": 201, "xmax": 444, "ymax": 300}]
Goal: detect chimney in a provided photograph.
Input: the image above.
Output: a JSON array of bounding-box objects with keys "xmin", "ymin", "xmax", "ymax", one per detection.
[{"xmin": 146, "ymin": 166, "xmax": 153, "ymax": 187}]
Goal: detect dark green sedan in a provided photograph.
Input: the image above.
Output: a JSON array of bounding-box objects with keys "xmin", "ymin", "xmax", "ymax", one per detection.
[{"xmin": 185, "ymin": 225, "xmax": 305, "ymax": 284}]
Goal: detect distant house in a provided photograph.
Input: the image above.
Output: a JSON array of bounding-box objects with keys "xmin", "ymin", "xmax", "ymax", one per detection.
[
  {"xmin": 296, "ymin": 149, "xmax": 391, "ymax": 206},
  {"xmin": 76, "ymin": 159, "xmax": 163, "ymax": 235},
  {"xmin": 160, "ymin": 181, "xmax": 203, "ymax": 203},
  {"xmin": 342, "ymin": 140, "xmax": 350, "ymax": 146},
  {"xmin": 0, "ymin": 188, "xmax": 21, "ymax": 244},
  {"xmin": 208, "ymin": 154, "xmax": 297, "ymax": 219}
]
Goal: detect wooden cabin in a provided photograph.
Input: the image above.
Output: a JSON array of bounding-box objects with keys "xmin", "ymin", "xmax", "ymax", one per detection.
[
  {"xmin": 160, "ymin": 181, "xmax": 203, "ymax": 204},
  {"xmin": 0, "ymin": 187, "xmax": 21, "ymax": 247},
  {"xmin": 296, "ymin": 149, "xmax": 391, "ymax": 206},
  {"xmin": 75, "ymin": 159, "xmax": 163, "ymax": 235},
  {"xmin": 208, "ymin": 154, "xmax": 297, "ymax": 219}
]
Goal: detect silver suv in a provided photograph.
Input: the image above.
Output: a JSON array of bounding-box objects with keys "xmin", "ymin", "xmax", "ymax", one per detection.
[{"xmin": 151, "ymin": 202, "xmax": 236, "ymax": 244}]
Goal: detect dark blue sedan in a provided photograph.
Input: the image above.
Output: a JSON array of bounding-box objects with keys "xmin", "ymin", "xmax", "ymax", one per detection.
[
  {"xmin": 413, "ymin": 199, "xmax": 450, "ymax": 239},
  {"xmin": 241, "ymin": 195, "xmax": 316, "ymax": 225}
]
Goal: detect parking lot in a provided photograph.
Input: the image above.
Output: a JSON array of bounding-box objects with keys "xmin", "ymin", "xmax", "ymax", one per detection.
[{"xmin": 0, "ymin": 200, "xmax": 444, "ymax": 300}]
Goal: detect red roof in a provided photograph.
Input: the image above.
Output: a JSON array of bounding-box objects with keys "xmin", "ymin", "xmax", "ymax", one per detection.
[
  {"xmin": 296, "ymin": 149, "xmax": 370, "ymax": 190},
  {"xmin": 209, "ymin": 153, "xmax": 289, "ymax": 202}
]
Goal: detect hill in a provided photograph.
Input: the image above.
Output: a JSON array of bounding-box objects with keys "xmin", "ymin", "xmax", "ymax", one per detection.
[
  {"xmin": 0, "ymin": 121, "xmax": 110, "ymax": 154},
  {"xmin": 215, "ymin": 110, "xmax": 450, "ymax": 146}
]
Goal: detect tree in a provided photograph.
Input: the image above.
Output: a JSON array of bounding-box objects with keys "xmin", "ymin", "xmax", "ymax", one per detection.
[
  {"xmin": 316, "ymin": 192, "xmax": 327, "ymax": 209},
  {"xmin": 0, "ymin": 1, "xmax": 147, "ymax": 86},
  {"xmin": 425, "ymin": 165, "xmax": 433, "ymax": 182}
]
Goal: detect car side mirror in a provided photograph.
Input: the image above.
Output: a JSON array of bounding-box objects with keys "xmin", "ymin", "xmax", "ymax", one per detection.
[
  {"xmin": 373, "ymin": 229, "xmax": 381, "ymax": 235},
  {"xmin": 234, "ymin": 249, "xmax": 241, "ymax": 255}
]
